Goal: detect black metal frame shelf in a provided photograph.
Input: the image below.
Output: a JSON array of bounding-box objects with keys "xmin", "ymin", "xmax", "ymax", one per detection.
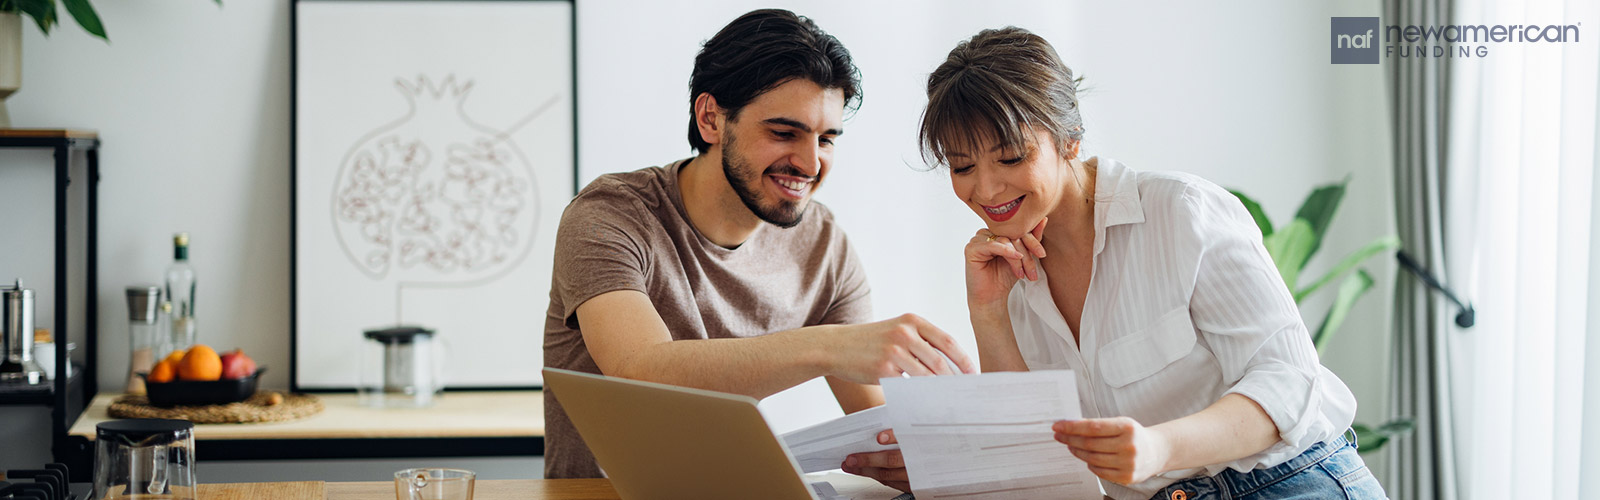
[
  {"xmin": 0, "ymin": 364, "xmax": 84, "ymax": 404},
  {"xmin": 0, "ymin": 130, "xmax": 101, "ymax": 477}
]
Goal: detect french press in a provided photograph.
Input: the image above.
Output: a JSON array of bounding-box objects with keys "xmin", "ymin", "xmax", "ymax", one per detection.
[
  {"xmin": 359, "ymin": 325, "xmax": 444, "ymax": 408},
  {"xmin": 0, "ymin": 279, "xmax": 44, "ymax": 385}
]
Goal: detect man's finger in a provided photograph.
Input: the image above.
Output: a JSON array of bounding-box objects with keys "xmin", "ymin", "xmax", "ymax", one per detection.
[
  {"xmin": 854, "ymin": 466, "xmax": 909, "ymax": 483},
  {"xmin": 847, "ymin": 450, "xmax": 904, "ymax": 469},
  {"xmin": 908, "ymin": 339, "xmax": 954, "ymax": 375},
  {"xmin": 909, "ymin": 317, "xmax": 977, "ymax": 374},
  {"xmin": 878, "ymin": 429, "xmax": 897, "ymax": 445},
  {"xmin": 877, "ymin": 480, "xmax": 912, "ymax": 494},
  {"xmin": 891, "ymin": 350, "xmax": 934, "ymax": 377}
]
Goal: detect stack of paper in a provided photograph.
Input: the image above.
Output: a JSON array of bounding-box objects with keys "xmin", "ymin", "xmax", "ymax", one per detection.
[
  {"xmin": 781, "ymin": 370, "xmax": 1103, "ymax": 500},
  {"xmin": 782, "ymin": 406, "xmax": 898, "ymax": 473}
]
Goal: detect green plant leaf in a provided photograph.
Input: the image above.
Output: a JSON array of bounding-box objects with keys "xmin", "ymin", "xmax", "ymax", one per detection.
[
  {"xmin": 60, "ymin": 0, "xmax": 105, "ymax": 39},
  {"xmin": 1294, "ymin": 235, "xmax": 1401, "ymax": 301},
  {"xmin": 1262, "ymin": 218, "xmax": 1315, "ymax": 292},
  {"xmin": 1313, "ymin": 269, "xmax": 1374, "ymax": 351},
  {"xmin": 14, "ymin": 0, "xmax": 56, "ymax": 35},
  {"xmin": 1229, "ymin": 189, "xmax": 1274, "ymax": 237},
  {"xmin": 1351, "ymin": 418, "xmax": 1415, "ymax": 453},
  {"xmin": 1352, "ymin": 427, "xmax": 1389, "ymax": 453},
  {"xmin": 1377, "ymin": 419, "xmax": 1416, "ymax": 434},
  {"xmin": 1293, "ymin": 178, "xmax": 1349, "ymax": 267}
]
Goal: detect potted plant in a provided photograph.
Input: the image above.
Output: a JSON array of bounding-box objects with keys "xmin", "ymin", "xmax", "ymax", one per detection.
[
  {"xmin": 0, "ymin": 0, "xmax": 218, "ymax": 127},
  {"xmin": 1231, "ymin": 178, "xmax": 1415, "ymax": 453}
]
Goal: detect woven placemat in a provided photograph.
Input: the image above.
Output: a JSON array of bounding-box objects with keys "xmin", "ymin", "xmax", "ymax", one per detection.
[{"xmin": 109, "ymin": 391, "xmax": 324, "ymax": 424}]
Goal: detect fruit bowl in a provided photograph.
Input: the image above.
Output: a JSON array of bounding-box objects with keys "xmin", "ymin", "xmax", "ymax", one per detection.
[{"xmin": 140, "ymin": 367, "xmax": 266, "ymax": 407}]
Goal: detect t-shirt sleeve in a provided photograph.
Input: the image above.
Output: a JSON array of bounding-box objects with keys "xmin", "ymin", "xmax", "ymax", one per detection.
[
  {"xmin": 551, "ymin": 189, "xmax": 653, "ymax": 330},
  {"xmin": 819, "ymin": 228, "xmax": 873, "ymax": 326}
]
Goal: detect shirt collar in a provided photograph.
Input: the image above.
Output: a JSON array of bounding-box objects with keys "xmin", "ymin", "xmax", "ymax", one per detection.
[
  {"xmin": 1018, "ymin": 157, "xmax": 1146, "ymax": 300},
  {"xmin": 1091, "ymin": 157, "xmax": 1145, "ymax": 255}
]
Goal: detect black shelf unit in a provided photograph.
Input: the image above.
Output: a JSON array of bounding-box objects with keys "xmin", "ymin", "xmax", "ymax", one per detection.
[{"xmin": 0, "ymin": 130, "xmax": 101, "ymax": 478}]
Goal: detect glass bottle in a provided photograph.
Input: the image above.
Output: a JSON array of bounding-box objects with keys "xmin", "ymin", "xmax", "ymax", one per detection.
[
  {"xmin": 165, "ymin": 232, "xmax": 197, "ymax": 351},
  {"xmin": 161, "ymin": 301, "xmax": 186, "ymax": 356}
]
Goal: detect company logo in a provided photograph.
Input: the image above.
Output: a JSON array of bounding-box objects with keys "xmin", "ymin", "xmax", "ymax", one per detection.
[
  {"xmin": 1332, "ymin": 17, "xmax": 1380, "ymax": 64},
  {"xmin": 1332, "ymin": 16, "xmax": 1582, "ymax": 63}
]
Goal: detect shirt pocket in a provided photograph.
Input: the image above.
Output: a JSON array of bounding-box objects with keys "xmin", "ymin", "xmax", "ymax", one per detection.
[{"xmin": 1098, "ymin": 306, "xmax": 1198, "ymax": 388}]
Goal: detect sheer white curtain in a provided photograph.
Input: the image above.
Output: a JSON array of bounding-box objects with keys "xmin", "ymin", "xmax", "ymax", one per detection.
[{"xmin": 1446, "ymin": 0, "xmax": 1599, "ymax": 498}]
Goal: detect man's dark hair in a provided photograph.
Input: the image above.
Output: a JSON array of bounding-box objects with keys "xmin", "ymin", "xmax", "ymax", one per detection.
[{"xmin": 687, "ymin": 9, "xmax": 862, "ymax": 154}]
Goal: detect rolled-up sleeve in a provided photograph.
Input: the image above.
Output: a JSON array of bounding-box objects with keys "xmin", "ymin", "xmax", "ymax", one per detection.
[{"xmin": 1178, "ymin": 183, "xmax": 1342, "ymax": 451}]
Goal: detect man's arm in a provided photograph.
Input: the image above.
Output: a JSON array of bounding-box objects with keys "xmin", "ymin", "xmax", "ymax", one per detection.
[
  {"xmin": 826, "ymin": 376, "xmax": 884, "ymax": 414},
  {"xmin": 577, "ymin": 290, "xmax": 974, "ymax": 400}
]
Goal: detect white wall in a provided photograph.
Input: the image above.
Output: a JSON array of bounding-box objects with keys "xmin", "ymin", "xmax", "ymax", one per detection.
[
  {"xmin": 0, "ymin": 0, "xmax": 288, "ymax": 473},
  {"xmin": 0, "ymin": 0, "xmax": 1395, "ymax": 485}
]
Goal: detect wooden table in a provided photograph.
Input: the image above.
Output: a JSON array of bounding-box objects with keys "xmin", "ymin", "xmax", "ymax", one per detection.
[
  {"xmin": 327, "ymin": 479, "xmax": 617, "ymax": 500},
  {"xmin": 66, "ymin": 391, "xmax": 544, "ymax": 460},
  {"xmin": 195, "ymin": 480, "xmax": 616, "ymax": 499}
]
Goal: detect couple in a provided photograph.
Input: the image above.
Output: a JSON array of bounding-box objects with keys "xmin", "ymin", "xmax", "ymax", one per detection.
[{"xmin": 543, "ymin": 9, "xmax": 1385, "ymax": 500}]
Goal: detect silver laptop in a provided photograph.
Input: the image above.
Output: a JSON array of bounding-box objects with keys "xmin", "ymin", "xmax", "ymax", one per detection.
[{"xmin": 544, "ymin": 367, "xmax": 821, "ymax": 500}]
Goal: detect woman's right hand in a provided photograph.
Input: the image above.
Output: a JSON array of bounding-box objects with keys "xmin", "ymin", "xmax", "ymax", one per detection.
[{"xmin": 965, "ymin": 217, "xmax": 1049, "ymax": 308}]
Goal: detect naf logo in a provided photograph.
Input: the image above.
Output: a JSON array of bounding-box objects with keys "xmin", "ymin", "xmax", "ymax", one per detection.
[{"xmin": 1331, "ymin": 17, "xmax": 1380, "ymax": 64}]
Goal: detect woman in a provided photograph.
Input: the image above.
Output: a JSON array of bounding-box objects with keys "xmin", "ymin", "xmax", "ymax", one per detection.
[{"xmin": 843, "ymin": 28, "xmax": 1386, "ymax": 500}]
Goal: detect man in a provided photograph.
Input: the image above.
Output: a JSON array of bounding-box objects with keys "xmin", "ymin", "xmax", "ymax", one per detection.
[{"xmin": 543, "ymin": 9, "xmax": 974, "ymax": 478}]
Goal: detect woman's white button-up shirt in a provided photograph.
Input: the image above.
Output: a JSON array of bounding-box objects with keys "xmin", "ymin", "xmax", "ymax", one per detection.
[{"xmin": 1007, "ymin": 158, "xmax": 1358, "ymax": 500}]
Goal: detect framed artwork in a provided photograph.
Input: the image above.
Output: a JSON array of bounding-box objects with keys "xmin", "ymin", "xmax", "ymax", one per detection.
[{"xmin": 291, "ymin": 0, "xmax": 575, "ymax": 390}]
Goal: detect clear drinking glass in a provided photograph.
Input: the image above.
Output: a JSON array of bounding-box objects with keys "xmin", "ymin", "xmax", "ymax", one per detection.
[
  {"xmin": 94, "ymin": 419, "xmax": 197, "ymax": 500},
  {"xmin": 394, "ymin": 468, "xmax": 474, "ymax": 500}
]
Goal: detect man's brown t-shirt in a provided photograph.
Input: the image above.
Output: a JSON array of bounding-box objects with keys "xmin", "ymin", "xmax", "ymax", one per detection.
[{"xmin": 542, "ymin": 159, "xmax": 872, "ymax": 478}]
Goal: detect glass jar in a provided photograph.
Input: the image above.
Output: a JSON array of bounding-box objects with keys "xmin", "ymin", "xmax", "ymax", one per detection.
[
  {"xmin": 125, "ymin": 286, "xmax": 164, "ymax": 395},
  {"xmin": 94, "ymin": 419, "xmax": 197, "ymax": 500}
]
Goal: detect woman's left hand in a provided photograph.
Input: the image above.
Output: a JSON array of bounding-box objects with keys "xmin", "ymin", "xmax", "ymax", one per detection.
[{"xmin": 1053, "ymin": 417, "xmax": 1172, "ymax": 485}]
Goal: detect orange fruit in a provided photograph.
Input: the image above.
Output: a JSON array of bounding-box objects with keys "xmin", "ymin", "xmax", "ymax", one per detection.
[
  {"xmin": 148, "ymin": 359, "xmax": 178, "ymax": 383},
  {"xmin": 178, "ymin": 344, "xmax": 223, "ymax": 381},
  {"xmin": 163, "ymin": 349, "xmax": 186, "ymax": 365}
]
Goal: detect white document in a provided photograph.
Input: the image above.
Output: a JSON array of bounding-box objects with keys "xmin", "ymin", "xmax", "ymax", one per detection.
[
  {"xmin": 782, "ymin": 406, "xmax": 900, "ymax": 473},
  {"xmin": 881, "ymin": 370, "xmax": 1102, "ymax": 499}
]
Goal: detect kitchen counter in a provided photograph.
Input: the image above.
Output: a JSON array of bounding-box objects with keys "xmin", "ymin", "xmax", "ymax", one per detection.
[
  {"xmin": 65, "ymin": 391, "xmax": 544, "ymax": 460},
  {"xmin": 70, "ymin": 391, "xmax": 543, "ymax": 440}
]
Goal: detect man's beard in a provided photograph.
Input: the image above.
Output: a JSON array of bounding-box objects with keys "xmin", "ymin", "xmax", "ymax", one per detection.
[{"xmin": 722, "ymin": 132, "xmax": 811, "ymax": 228}]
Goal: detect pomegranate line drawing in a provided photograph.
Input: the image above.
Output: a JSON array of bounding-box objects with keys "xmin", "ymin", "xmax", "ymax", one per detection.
[{"xmin": 330, "ymin": 74, "xmax": 561, "ymax": 323}]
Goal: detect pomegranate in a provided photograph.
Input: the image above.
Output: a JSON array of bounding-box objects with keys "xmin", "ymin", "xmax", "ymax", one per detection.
[{"xmin": 331, "ymin": 75, "xmax": 545, "ymax": 284}]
